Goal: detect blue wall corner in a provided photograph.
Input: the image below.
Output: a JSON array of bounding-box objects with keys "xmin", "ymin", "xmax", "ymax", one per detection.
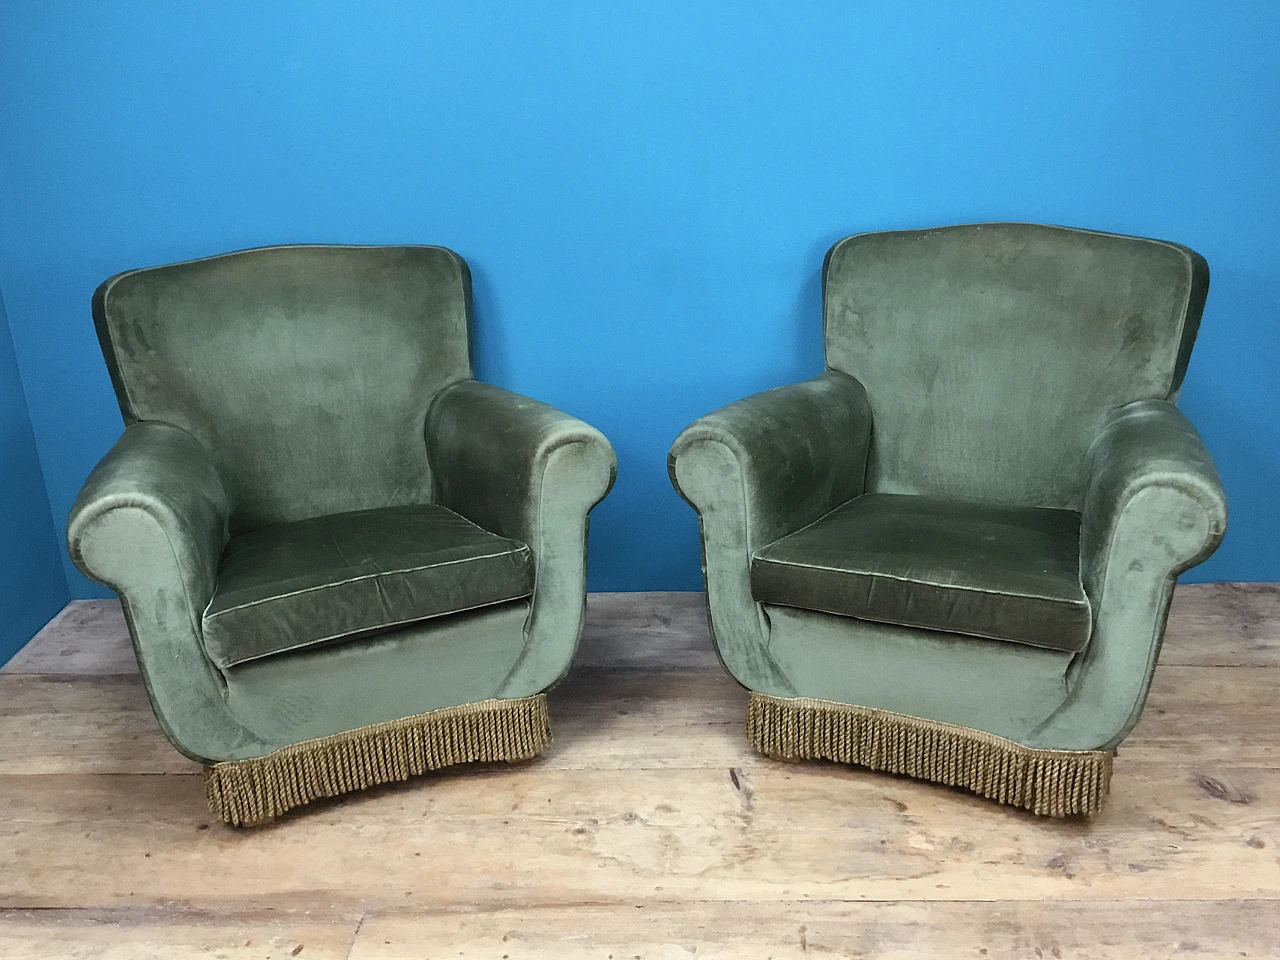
[
  {"xmin": 0, "ymin": 286, "xmax": 70, "ymax": 663},
  {"xmin": 0, "ymin": 2, "xmax": 1276, "ymax": 595}
]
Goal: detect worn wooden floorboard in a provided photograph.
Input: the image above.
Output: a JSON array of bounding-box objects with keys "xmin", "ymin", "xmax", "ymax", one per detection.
[
  {"xmin": 1, "ymin": 900, "xmax": 1271, "ymax": 960},
  {"xmin": 0, "ymin": 585, "xmax": 1277, "ymax": 957}
]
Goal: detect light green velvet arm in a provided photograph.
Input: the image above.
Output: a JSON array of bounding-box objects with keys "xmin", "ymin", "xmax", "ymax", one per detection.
[
  {"xmin": 667, "ymin": 370, "xmax": 873, "ymax": 694},
  {"xmin": 67, "ymin": 420, "xmax": 271, "ymax": 763},
  {"xmin": 1033, "ymin": 399, "xmax": 1226, "ymax": 750},
  {"xmin": 425, "ymin": 380, "xmax": 617, "ymax": 695}
]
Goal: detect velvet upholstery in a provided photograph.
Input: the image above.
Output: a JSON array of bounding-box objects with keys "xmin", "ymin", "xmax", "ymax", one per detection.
[
  {"xmin": 668, "ymin": 369, "xmax": 872, "ymax": 694},
  {"xmin": 203, "ymin": 504, "xmax": 534, "ymax": 668},
  {"xmin": 762, "ymin": 604, "xmax": 1074, "ymax": 739},
  {"xmin": 823, "ymin": 222, "xmax": 1208, "ymax": 508},
  {"xmin": 223, "ymin": 602, "xmax": 533, "ymax": 745},
  {"xmin": 670, "ymin": 223, "xmax": 1225, "ymax": 763},
  {"xmin": 93, "ymin": 245, "xmax": 472, "ymax": 534},
  {"xmin": 69, "ymin": 244, "xmax": 616, "ymax": 767},
  {"xmin": 426, "ymin": 379, "xmax": 617, "ymax": 697},
  {"xmin": 752, "ymin": 494, "xmax": 1091, "ymax": 652}
]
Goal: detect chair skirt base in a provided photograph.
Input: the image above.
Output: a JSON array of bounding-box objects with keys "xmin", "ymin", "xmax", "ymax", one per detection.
[
  {"xmin": 205, "ymin": 694, "xmax": 551, "ymax": 826},
  {"xmin": 746, "ymin": 692, "xmax": 1113, "ymax": 817}
]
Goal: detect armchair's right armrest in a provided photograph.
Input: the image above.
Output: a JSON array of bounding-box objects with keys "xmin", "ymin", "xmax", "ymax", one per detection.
[
  {"xmin": 1080, "ymin": 399, "xmax": 1226, "ymax": 604},
  {"xmin": 68, "ymin": 420, "xmax": 230, "ymax": 616},
  {"xmin": 667, "ymin": 370, "xmax": 872, "ymax": 692},
  {"xmin": 669, "ymin": 370, "xmax": 872, "ymax": 552},
  {"xmin": 66, "ymin": 421, "xmax": 257, "ymax": 763}
]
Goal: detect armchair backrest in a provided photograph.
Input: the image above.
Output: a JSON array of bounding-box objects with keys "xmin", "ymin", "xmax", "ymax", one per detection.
[
  {"xmin": 94, "ymin": 244, "xmax": 472, "ymax": 534},
  {"xmin": 823, "ymin": 223, "xmax": 1208, "ymax": 509}
]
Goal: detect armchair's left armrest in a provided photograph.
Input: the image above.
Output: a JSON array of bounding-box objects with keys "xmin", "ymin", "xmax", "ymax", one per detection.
[
  {"xmin": 1037, "ymin": 400, "xmax": 1228, "ymax": 751},
  {"xmin": 425, "ymin": 380, "xmax": 616, "ymax": 694},
  {"xmin": 1080, "ymin": 399, "xmax": 1226, "ymax": 602},
  {"xmin": 426, "ymin": 380, "xmax": 616, "ymax": 545}
]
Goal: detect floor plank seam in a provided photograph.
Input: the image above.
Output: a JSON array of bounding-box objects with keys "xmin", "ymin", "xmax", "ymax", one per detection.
[
  {"xmin": 6, "ymin": 895, "xmax": 1279, "ymax": 916},
  {"xmin": 343, "ymin": 913, "xmax": 366, "ymax": 960}
]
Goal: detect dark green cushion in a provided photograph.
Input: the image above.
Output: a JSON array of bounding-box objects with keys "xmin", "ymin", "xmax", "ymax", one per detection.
[
  {"xmin": 750, "ymin": 493, "xmax": 1092, "ymax": 652},
  {"xmin": 202, "ymin": 504, "xmax": 533, "ymax": 668}
]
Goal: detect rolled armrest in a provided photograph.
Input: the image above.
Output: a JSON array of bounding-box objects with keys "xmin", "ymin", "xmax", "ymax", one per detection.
[
  {"xmin": 66, "ymin": 421, "xmax": 263, "ymax": 763},
  {"xmin": 68, "ymin": 420, "xmax": 229, "ymax": 615},
  {"xmin": 426, "ymin": 380, "xmax": 616, "ymax": 545},
  {"xmin": 667, "ymin": 370, "xmax": 873, "ymax": 692},
  {"xmin": 425, "ymin": 380, "xmax": 616, "ymax": 694},
  {"xmin": 669, "ymin": 370, "xmax": 872, "ymax": 551},
  {"xmin": 1080, "ymin": 399, "xmax": 1226, "ymax": 602},
  {"xmin": 1035, "ymin": 400, "xmax": 1227, "ymax": 751}
]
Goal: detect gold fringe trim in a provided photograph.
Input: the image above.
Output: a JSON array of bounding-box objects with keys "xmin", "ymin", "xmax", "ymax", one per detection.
[
  {"xmin": 747, "ymin": 693, "xmax": 1113, "ymax": 817},
  {"xmin": 205, "ymin": 694, "xmax": 550, "ymax": 826}
]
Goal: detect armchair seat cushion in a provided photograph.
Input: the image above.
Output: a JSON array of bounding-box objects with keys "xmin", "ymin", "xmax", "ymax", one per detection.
[
  {"xmin": 751, "ymin": 494, "xmax": 1092, "ymax": 652},
  {"xmin": 202, "ymin": 504, "xmax": 534, "ymax": 669}
]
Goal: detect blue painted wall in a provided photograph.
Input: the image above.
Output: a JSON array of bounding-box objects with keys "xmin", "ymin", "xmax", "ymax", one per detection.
[
  {"xmin": 0, "ymin": 1, "xmax": 1276, "ymax": 598},
  {"xmin": 0, "ymin": 286, "xmax": 69, "ymax": 658}
]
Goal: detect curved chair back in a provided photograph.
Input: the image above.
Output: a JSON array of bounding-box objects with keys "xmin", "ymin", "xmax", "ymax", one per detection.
[
  {"xmin": 822, "ymin": 222, "xmax": 1208, "ymax": 508},
  {"xmin": 93, "ymin": 244, "xmax": 472, "ymax": 533}
]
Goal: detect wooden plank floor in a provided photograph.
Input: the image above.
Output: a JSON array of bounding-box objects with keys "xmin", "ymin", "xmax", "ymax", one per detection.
[{"xmin": 0, "ymin": 585, "xmax": 1277, "ymax": 958}]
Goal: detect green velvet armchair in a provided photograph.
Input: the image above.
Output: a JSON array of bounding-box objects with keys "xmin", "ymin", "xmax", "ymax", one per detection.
[
  {"xmin": 68, "ymin": 244, "xmax": 616, "ymax": 825},
  {"xmin": 669, "ymin": 223, "xmax": 1226, "ymax": 816}
]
